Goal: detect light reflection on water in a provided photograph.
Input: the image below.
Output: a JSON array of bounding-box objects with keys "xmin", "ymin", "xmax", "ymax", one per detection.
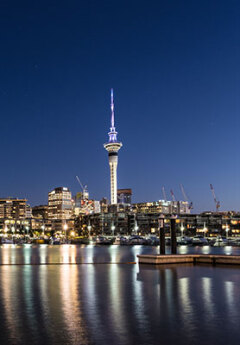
[
  {"xmin": 0, "ymin": 246, "xmax": 239, "ymax": 344},
  {"xmin": 0, "ymin": 244, "xmax": 240, "ymax": 265}
]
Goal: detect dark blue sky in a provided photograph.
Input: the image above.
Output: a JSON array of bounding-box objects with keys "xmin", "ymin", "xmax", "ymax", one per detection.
[{"xmin": 0, "ymin": 0, "xmax": 240, "ymax": 212}]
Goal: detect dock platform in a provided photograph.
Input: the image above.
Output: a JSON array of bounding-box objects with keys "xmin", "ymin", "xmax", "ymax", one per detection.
[{"xmin": 137, "ymin": 254, "xmax": 240, "ymax": 266}]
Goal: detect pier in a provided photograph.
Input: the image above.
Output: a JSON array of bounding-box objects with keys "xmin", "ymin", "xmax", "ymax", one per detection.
[{"xmin": 137, "ymin": 254, "xmax": 240, "ymax": 266}]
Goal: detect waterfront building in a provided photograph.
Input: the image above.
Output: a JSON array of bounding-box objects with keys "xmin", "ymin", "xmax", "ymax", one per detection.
[
  {"xmin": 48, "ymin": 187, "xmax": 73, "ymax": 232},
  {"xmin": 74, "ymin": 198, "xmax": 100, "ymax": 216},
  {"xmin": 104, "ymin": 89, "xmax": 122, "ymax": 204},
  {"xmin": 100, "ymin": 198, "xmax": 109, "ymax": 213},
  {"xmin": 32, "ymin": 205, "xmax": 48, "ymax": 219},
  {"xmin": 73, "ymin": 190, "xmax": 100, "ymax": 216},
  {"xmin": 117, "ymin": 189, "xmax": 132, "ymax": 204},
  {"xmin": 132, "ymin": 200, "xmax": 191, "ymax": 214},
  {"xmin": 48, "ymin": 187, "xmax": 73, "ymax": 219},
  {"xmin": 0, "ymin": 198, "xmax": 28, "ymax": 219}
]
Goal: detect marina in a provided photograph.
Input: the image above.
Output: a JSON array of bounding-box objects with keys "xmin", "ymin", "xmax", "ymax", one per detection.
[{"xmin": 0, "ymin": 245, "xmax": 239, "ymax": 345}]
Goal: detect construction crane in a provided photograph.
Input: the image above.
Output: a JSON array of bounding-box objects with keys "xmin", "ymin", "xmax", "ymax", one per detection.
[
  {"xmin": 76, "ymin": 176, "xmax": 89, "ymax": 200},
  {"xmin": 170, "ymin": 189, "xmax": 176, "ymax": 202},
  {"xmin": 162, "ymin": 186, "xmax": 167, "ymax": 201},
  {"xmin": 210, "ymin": 184, "xmax": 220, "ymax": 212},
  {"xmin": 180, "ymin": 184, "xmax": 193, "ymax": 209}
]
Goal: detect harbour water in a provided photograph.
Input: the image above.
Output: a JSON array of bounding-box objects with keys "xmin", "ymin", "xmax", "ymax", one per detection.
[{"xmin": 0, "ymin": 245, "xmax": 240, "ymax": 344}]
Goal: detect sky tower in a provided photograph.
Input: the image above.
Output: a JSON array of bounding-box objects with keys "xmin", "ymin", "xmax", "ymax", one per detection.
[{"xmin": 104, "ymin": 89, "xmax": 122, "ymax": 204}]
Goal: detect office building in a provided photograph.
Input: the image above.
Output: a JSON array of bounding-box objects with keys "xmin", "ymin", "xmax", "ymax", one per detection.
[{"xmin": 48, "ymin": 187, "xmax": 73, "ymax": 220}]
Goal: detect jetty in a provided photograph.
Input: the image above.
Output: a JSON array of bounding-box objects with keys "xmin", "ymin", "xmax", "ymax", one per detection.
[{"xmin": 137, "ymin": 254, "xmax": 240, "ymax": 266}]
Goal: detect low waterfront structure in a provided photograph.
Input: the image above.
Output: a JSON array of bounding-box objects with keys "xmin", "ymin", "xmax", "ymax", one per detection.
[{"xmin": 132, "ymin": 200, "xmax": 191, "ymax": 214}]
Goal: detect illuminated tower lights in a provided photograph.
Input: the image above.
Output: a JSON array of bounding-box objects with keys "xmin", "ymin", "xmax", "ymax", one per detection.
[{"xmin": 104, "ymin": 89, "xmax": 122, "ymax": 204}]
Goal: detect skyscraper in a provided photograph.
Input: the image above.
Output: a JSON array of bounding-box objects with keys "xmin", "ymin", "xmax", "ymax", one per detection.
[
  {"xmin": 104, "ymin": 89, "xmax": 122, "ymax": 204},
  {"xmin": 48, "ymin": 187, "xmax": 73, "ymax": 220}
]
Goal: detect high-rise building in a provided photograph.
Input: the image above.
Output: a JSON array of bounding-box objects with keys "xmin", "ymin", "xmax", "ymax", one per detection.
[
  {"xmin": 104, "ymin": 89, "xmax": 122, "ymax": 204},
  {"xmin": 48, "ymin": 187, "xmax": 73, "ymax": 220}
]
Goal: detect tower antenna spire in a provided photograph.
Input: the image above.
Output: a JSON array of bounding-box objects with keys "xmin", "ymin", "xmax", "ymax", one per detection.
[{"xmin": 111, "ymin": 88, "xmax": 114, "ymax": 128}]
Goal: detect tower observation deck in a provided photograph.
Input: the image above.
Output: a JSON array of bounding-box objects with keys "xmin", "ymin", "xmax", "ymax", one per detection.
[{"xmin": 104, "ymin": 89, "xmax": 122, "ymax": 204}]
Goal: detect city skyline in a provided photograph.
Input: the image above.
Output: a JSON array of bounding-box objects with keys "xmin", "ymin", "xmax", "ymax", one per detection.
[{"xmin": 0, "ymin": 1, "xmax": 240, "ymax": 212}]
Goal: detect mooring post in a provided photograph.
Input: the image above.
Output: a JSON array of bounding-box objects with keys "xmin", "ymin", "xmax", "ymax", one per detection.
[
  {"xmin": 170, "ymin": 218, "xmax": 177, "ymax": 254},
  {"xmin": 158, "ymin": 217, "xmax": 165, "ymax": 255}
]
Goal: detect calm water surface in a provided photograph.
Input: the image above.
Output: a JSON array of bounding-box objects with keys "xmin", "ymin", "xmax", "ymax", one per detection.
[{"xmin": 0, "ymin": 245, "xmax": 240, "ymax": 345}]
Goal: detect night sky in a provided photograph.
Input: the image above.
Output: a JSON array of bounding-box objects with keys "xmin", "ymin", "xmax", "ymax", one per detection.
[{"xmin": 0, "ymin": 0, "xmax": 240, "ymax": 212}]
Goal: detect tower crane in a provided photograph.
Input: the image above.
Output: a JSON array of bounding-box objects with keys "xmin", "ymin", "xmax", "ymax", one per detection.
[
  {"xmin": 170, "ymin": 189, "xmax": 176, "ymax": 202},
  {"xmin": 210, "ymin": 184, "xmax": 220, "ymax": 212},
  {"xmin": 162, "ymin": 186, "xmax": 167, "ymax": 201},
  {"xmin": 180, "ymin": 184, "xmax": 193, "ymax": 209},
  {"xmin": 76, "ymin": 176, "xmax": 89, "ymax": 200}
]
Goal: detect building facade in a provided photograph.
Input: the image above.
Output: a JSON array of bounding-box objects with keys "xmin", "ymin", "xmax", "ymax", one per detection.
[
  {"xmin": 117, "ymin": 189, "xmax": 132, "ymax": 204},
  {"xmin": 132, "ymin": 200, "xmax": 191, "ymax": 214},
  {"xmin": 0, "ymin": 198, "xmax": 28, "ymax": 219},
  {"xmin": 48, "ymin": 187, "xmax": 73, "ymax": 220}
]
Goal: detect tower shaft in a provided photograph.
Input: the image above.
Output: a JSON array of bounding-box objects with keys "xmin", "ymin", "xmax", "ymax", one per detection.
[{"xmin": 109, "ymin": 156, "xmax": 118, "ymax": 204}]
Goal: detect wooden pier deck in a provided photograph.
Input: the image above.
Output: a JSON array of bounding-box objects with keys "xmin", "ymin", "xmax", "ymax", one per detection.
[{"xmin": 137, "ymin": 254, "xmax": 240, "ymax": 266}]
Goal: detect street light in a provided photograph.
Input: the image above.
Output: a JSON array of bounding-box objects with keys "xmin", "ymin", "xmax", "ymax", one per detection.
[
  {"xmin": 180, "ymin": 222, "xmax": 184, "ymax": 237},
  {"xmin": 25, "ymin": 226, "xmax": 29, "ymax": 238},
  {"xmin": 63, "ymin": 223, "xmax": 68, "ymax": 239},
  {"xmin": 87, "ymin": 223, "xmax": 91, "ymax": 237},
  {"xmin": 203, "ymin": 222, "xmax": 208, "ymax": 237},
  {"xmin": 41, "ymin": 224, "xmax": 45, "ymax": 236},
  {"xmin": 111, "ymin": 225, "xmax": 115, "ymax": 236},
  {"xmin": 225, "ymin": 225, "xmax": 229, "ymax": 238}
]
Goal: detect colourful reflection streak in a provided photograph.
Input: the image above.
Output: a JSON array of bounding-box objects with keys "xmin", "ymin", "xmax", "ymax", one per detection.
[
  {"xmin": 201, "ymin": 277, "xmax": 215, "ymax": 319},
  {"xmin": 24, "ymin": 245, "xmax": 31, "ymax": 265},
  {"xmin": 86, "ymin": 244, "xmax": 94, "ymax": 263},
  {"xmin": 1, "ymin": 246, "xmax": 10, "ymax": 265},
  {"xmin": 178, "ymin": 277, "xmax": 194, "ymax": 333},
  {"xmin": 60, "ymin": 244, "xmax": 77, "ymax": 264},
  {"xmin": 133, "ymin": 263, "xmax": 149, "ymax": 333},
  {"xmin": 38, "ymin": 265, "xmax": 53, "ymax": 341},
  {"xmin": 61, "ymin": 244, "xmax": 71, "ymax": 264},
  {"xmin": 70, "ymin": 245, "xmax": 76, "ymax": 263},
  {"xmin": 60, "ymin": 265, "xmax": 87, "ymax": 343},
  {"xmin": 224, "ymin": 280, "xmax": 237, "ymax": 320},
  {"xmin": 1, "ymin": 266, "xmax": 20, "ymax": 341},
  {"xmin": 23, "ymin": 266, "xmax": 38, "ymax": 336},
  {"xmin": 108, "ymin": 263, "xmax": 126, "ymax": 342},
  {"xmin": 39, "ymin": 244, "xmax": 47, "ymax": 264}
]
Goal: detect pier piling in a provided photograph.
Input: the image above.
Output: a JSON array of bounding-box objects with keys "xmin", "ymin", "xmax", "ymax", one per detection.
[
  {"xmin": 170, "ymin": 218, "xmax": 177, "ymax": 254},
  {"xmin": 159, "ymin": 218, "xmax": 165, "ymax": 255}
]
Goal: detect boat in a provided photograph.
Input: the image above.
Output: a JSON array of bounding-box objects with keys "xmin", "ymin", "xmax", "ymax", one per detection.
[
  {"xmin": 145, "ymin": 235, "xmax": 160, "ymax": 246},
  {"xmin": 49, "ymin": 237, "xmax": 62, "ymax": 245},
  {"xmin": 177, "ymin": 236, "xmax": 192, "ymax": 245},
  {"xmin": 213, "ymin": 236, "xmax": 228, "ymax": 247},
  {"xmin": 1, "ymin": 238, "xmax": 13, "ymax": 244},
  {"xmin": 95, "ymin": 236, "xmax": 114, "ymax": 245},
  {"xmin": 128, "ymin": 235, "xmax": 146, "ymax": 245},
  {"xmin": 114, "ymin": 236, "xmax": 128, "ymax": 245},
  {"xmin": 192, "ymin": 235, "xmax": 209, "ymax": 246}
]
